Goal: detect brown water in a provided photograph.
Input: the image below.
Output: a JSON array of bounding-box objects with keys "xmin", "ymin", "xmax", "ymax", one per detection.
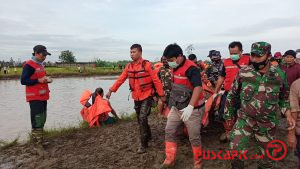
[{"xmin": 0, "ymin": 76, "xmax": 134, "ymax": 141}]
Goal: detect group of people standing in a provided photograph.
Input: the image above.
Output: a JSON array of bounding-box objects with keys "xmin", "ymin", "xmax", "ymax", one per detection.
[{"xmin": 21, "ymin": 42, "xmax": 300, "ymax": 169}]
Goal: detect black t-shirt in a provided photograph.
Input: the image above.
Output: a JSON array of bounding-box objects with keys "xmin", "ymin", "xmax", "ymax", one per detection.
[
  {"xmin": 174, "ymin": 58, "xmax": 202, "ymax": 87},
  {"xmin": 186, "ymin": 66, "xmax": 202, "ymax": 87}
]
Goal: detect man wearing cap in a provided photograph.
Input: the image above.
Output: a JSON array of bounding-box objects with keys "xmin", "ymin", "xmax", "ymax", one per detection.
[
  {"xmin": 214, "ymin": 41, "xmax": 250, "ymax": 142},
  {"xmin": 206, "ymin": 50, "xmax": 223, "ymax": 87},
  {"xmin": 21, "ymin": 45, "xmax": 52, "ymax": 152},
  {"xmin": 225, "ymin": 42, "xmax": 295, "ymax": 169},
  {"xmin": 281, "ymin": 50, "xmax": 300, "ymax": 86},
  {"xmin": 270, "ymin": 51, "xmax": 282, "ymax": 66}
]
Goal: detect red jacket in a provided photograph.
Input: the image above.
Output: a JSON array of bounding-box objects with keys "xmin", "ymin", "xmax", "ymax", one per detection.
[
  {"xmin": 110, "ymin": 58, "xmax": 164, "ymax": 101},
  {"xmin": 25, "ymin": 60, "xmax": 49, "ymax": 102},
  {"xmin": 223, "ymin": 55, "xmax": 250, "ymax": 91}
]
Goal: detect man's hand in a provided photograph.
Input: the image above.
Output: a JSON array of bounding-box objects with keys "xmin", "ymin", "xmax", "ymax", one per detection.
[
  {"xmin": 286, "ymin": 110, "xmax": 296, "ymax": 130},
  {"xmin": 106, "ymin": 90, "xmax": 112, "ymax": 99},
  {"xmin": 38, "ymin": 76, "xmax": 47, "ymax": 83},
  {"xmin": 45, "ymin": 76, "xmax": 53, "ymax": 83},
  {"xmin": 180, "ymin": 105, "xmax": 194, "ymax": 122},
  {"xmin": 287, "ymin": 131, "xmax": 297, "ymax": 151}
]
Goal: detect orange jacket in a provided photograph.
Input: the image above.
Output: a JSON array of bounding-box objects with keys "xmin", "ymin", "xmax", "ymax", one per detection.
[
  {"xmin": 223, "ymin": 55, "xmax": 249, "ymax": 91},
  {"xmin": 25, "ymin": 60, "xmax": 50, "ymax": 102},
  {"xmin": 110, "ymin": 58, "xmax": 164, "ymax": 101},
  {"xmin": 80, "ymin": 90, "xmax": 112, "ymax": 127}
]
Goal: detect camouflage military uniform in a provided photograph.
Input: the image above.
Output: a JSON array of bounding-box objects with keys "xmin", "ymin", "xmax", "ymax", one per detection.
[
  {"xmin": 158, "ymin": 66, "xmax": 172, "ymax": 103},
  {"xmin": 225, "ymin": 42, "xmax": 290, "ymax": 169},
  {"xmin": 205, "ymin": 61, "xmax": 223, "ymax": 86}
]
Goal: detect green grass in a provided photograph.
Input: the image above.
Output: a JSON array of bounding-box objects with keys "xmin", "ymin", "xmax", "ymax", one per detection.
[
  {"xmin": 0, "ymin": 67, "xmax": 122, "ymax": 79},
  {"xmin": 120, "ymin": 113, "xmax": 137, "ymax": 122},
  {"xmin": 0, "ymin": 138, "xmax": 19, "ymax": 150}
]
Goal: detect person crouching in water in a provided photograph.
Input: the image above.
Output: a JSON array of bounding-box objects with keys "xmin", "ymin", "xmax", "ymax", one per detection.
[
  {"xmin": 161, "ymin": 43, "xmax": 204, "ymax": 169},
  {"xmin": 80, "ymin": 87, "xmax": 119, "ymax": 126}
]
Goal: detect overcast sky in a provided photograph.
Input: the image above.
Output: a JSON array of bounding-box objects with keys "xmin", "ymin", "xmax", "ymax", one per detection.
[{"xmin": 0, "ymin": 0, "xmax": 300, "ymax": 62}]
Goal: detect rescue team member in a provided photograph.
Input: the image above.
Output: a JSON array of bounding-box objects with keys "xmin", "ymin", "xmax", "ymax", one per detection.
[
  {"xmin": 225, "ymin": 42, "xmax": 295, "ymax": 169},
  {"xmin": 80, "ymin": 87, "xmax": 119, "ymax": 127},
  {"xmin": 214, "ymin": 41, "xmax": 250, "ymax": 142},
  {"xmin": 157, "ymin": 56, "xmax": 172, "ymax": 117},
  {"xmin": 106, "ymin": 44, "xmax": 165, "ymax": 154},
  {"xmin": 161, "ymin": 43, "xmax": 203, "ymax": 169},
  {"xmin": 21, "ymin": 45, "xmax": 52, "ymax": 152}
]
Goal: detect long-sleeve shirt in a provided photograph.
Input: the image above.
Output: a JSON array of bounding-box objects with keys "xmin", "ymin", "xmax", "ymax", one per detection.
[
  {"xmin": 110, "ymin": 58, "xmax": 164, "ymax": 101},
  {"xmin": 21, "ymin": 64, "xmax": 38, "ymax": 86},
  {"xmin": 224, "ymin": 64, "xmax": 290, "ymax": 128},
  {"xmin": 281, "ymin": 63, "xmax": 300, "ymax": 86}
]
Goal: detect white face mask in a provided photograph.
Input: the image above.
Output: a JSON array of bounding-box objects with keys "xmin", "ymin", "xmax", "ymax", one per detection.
[
  {"xmin": 168, "ymin": 61, "xmax": 179, "ymax": 68},
  {"xmin": 230, "ymin": 54, "xmax": 240, "ymax": 61}
]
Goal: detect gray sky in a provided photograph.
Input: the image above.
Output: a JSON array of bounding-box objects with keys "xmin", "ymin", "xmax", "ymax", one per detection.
[{"xmin": 0, "ymin": 0, "xmax": 300, "ymax": 62}]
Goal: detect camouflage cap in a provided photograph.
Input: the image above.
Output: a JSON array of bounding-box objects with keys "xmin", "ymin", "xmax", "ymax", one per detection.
[{"xmin": 251, "ymin": 42, "xmax": 271, "ymax": 57}]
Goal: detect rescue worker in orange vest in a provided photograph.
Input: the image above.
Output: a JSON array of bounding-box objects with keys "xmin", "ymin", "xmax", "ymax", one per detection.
[
  {"xmin": 161, "ymin": 43, "xmax": 204, "ymax": 169},
  {"xmin": 21, "ymin": 45, "xmax": 52, "ymax": 152},
  {"xmin": 214, "ymin": 41, "xmax": 250, "ymax": 142},
  {"xmin": 81, "ymin": 87, "xmax": 119, "ymax": 127},
  {"xmin": 106, "ymin": 44, "xmax": 165, "ymax": 154}
]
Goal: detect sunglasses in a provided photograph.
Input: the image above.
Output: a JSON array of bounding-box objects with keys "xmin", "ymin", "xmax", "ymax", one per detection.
[{"xmin": 250, "ymin": 52, "xmax": 265, "ymax": 58}]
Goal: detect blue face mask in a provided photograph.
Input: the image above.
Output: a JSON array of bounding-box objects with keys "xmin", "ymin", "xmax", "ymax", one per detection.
[
  {"xmin": 168, "ymin": 61, "xmax": 179, "ymax": 68},
  {"xmin": 230, "ymin": 54, "xmax": 240, "ymax": 61}
]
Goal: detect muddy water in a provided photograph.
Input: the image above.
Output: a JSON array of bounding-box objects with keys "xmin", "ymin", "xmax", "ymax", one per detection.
[{"xmin": 0, "ymin": 76, "xmax": 134, "ymax": 141}]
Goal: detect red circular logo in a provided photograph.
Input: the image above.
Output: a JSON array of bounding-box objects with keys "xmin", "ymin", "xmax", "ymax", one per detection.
[{"xmin": 266, "ymin": 140, "xmax": 287, "ymax": 161}]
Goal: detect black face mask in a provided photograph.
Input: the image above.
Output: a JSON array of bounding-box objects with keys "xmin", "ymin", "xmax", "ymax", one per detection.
[
  {"xmin": 251, "ymin": 58, "xmax": 269, "ymax": 71},
  {"xmin": 211, "ymin": 58, "xmax": 221, "ymax": 63}
]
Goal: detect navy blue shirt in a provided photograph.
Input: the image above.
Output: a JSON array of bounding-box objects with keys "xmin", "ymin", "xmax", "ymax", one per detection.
[{"xmin": 21, "ymin": 64, "xmax": 38, "ymax": 86}]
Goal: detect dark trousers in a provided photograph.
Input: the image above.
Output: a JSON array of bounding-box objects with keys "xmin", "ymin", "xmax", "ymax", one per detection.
[
  {"xmin": 218, "ymin": 91, "xmax": 228, "ymax": 121},
  {"xmin": 29, "ymin": 100, "xmax": 47, "ymax": 129},
  {"xmin": 134, "ymin": 97, "xmax": 153, "ymax": 147}
]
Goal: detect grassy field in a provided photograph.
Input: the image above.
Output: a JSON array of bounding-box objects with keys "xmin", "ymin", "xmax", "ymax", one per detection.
[{"xmin": 0, "ymin": 67, "xmax": 122, "ymax": 79}]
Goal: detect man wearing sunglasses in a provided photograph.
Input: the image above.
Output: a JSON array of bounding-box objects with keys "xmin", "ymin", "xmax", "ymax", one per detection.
[
  {"xmin": 21, "ymin": 45, "xmax": 52, "ymax": 155},
  {"xmin": 161, "ymin": 43, "xmax": 203, "ymax": 169},
  {"xmin": 225, "ymin": 42, "xmax": 295, "ymax": 169}
]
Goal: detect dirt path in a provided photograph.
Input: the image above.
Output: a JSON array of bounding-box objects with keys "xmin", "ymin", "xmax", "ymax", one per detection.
[{"xmin": 0, "ymin": 115, "xmax": 297, "ymax": 169}]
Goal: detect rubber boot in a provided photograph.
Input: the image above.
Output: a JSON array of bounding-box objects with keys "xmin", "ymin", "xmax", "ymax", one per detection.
[
  {"xmin": 137, "ymin": 137, "xmax": 148, "ymax": 154},
  {"xmin": 220, "ymin": 119, "xmax": 235, "ymax": 143},
  {"xmin": 161, "ymin": 142, "xmax": 177, "ymax": 169},
  {"xmin": 192, "ymin": 146, "xmax": 203, "ymax": 169},
  {"xmin": 31, "ymin": 129, "xmax": 45, "ymax": 156}
]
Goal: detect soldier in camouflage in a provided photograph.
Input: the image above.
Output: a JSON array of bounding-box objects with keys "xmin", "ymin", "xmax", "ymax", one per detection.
[
  {"xmin": 206, "ymin": 50, "xmax": 223, "ymax": 87},
  {"xmin": 158, "ymin": 56, "xmax": 172, "ymax": 103},
  {"xmin": 224, "ymin": 42, "xmax": 296, "ymax": 169}
]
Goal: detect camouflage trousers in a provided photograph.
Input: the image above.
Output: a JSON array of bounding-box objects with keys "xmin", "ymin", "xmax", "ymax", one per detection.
[{"xmin": 229, "ymin": 116, "xmax": 276, "ymax": 169}]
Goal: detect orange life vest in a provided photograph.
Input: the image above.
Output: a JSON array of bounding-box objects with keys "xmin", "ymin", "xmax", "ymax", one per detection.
[
  {"xmin": 80, "ymin": 90, "xmax": 112, "ymax": 127},
  {"xmin": 223, "ymin": 55, "xmax": 249, "ymax": 91},
  {"xmin": 25, "ymin": 60, "xmax": 50, "ymax": 102},
  {"xmin": 128, "ymin": 60, "xmax": 153, "ymax": 92},
  {"xmin": 173, "ymin": 59, "xmax": 203, "ymax": 107}
]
